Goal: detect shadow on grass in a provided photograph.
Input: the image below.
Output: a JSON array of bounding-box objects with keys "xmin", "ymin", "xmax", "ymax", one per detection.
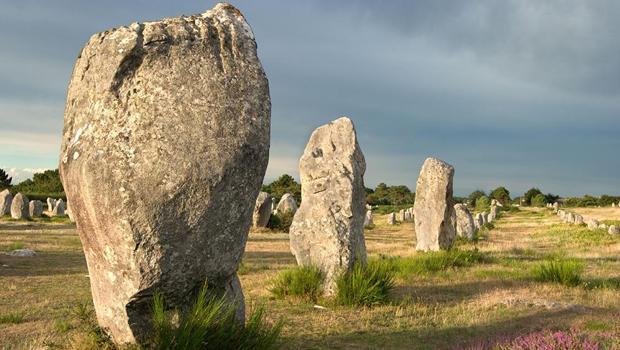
[
  {"xmin": 243, "ymin": 250, "xmax": 297, "ymax": 265},
  {"xmin": 0, "ymin": 250, "xmax": 87, "ymax": 277}
]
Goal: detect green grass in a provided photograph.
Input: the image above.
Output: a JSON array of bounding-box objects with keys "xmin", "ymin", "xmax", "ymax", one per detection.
[
  {"xmin": 0, "ymin": 313, "xmax": 25, "ymax": 324},
  {"xmin": 531, "ymin": 258, "xmax": 584, "ymax": 286},
  {"xmin": 54, "ymin": 319, "xmax": 72, "ymax": 333},
  {"xmin": 382, "ymin": 249, "xmax": 492, "ymax": 277},
  {"xmin": 534, "ymin": 224, "xmax": 617, "ymax": 246},
  {"xmin": 335, "ymin": 260, "xmax": 395, "ymax": 307},
  {"xmin": 270, "ymin": 266, "xmax": 324, "ymax": 302},
  {"xmin": 372, "ymin": 205, "xmax": 413, "ymax": 215},
  {"xmin": 4, "ymin": 242, "xmax": 25, "ymax": 251},
  {"xmin": 152, "ymin": 283, "xmax": 283, "ymax": 350},
  {"xmin": 602, "ymin": 220, "xmax": 620, "ymax": 227}
]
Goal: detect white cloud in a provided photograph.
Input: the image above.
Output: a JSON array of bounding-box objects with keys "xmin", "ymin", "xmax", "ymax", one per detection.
[{"xmin": 1, "ymin": 167, "xmax": 50, "ymax": 184}]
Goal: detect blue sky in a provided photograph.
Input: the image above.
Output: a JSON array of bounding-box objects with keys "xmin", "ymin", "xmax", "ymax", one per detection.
[{"xmin": 0, "ymin": 1, "xmax": 618, "ymax": 196}]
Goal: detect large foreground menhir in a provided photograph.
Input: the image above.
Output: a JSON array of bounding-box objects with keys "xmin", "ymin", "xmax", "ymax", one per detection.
[{"xmin": 59, "ymin": 3, "xmax": 270, "ymax": 345}]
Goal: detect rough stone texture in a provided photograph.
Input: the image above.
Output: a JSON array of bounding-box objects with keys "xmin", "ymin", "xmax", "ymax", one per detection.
[
  {"xmin": 565, "ymin": 212, "xmax": 575, "ymax": 224},
  {"xmin": 289, "ymin": 117, "xmax": 367, "ymax": 294},
  {"xmin": 574, "ymin": 214, "xmax": 584, "ymax": 225},
  {"xmin": 609, "ymin": 225, "xmax": 619, "ymax": 235},
  {"xmin": 52, "ymin": 199, "xmax": 66, "ymax": 216},
  {"xmin": 58, "ymin": 3, "xmax": 270, "ymax": 345},
  {"xmin": 5, "ymin": 248, "xmax": 36, "ymax": 257},
  {"xmin": 253, "ymin": 192, "xmax": 272, "ymax": 227},
  {"xmin": 413, "ymin": 157, "xmax": 456, "ymax": 251},
  {"xmin": 488, "ymin": 205, "xmax": 499, "ymax": 222},
  {"xmin": 454, "ymin": 204, "xmax": 475, "ymax": 239},
  {"xmin": 587, "ymin": 219, "xmax": 600, "ymax": 230},
  {"xmin": 481, "ymin": 211, "xmax": 488, "ymax": 225},
  {"xmin": 474, "ymin": 213, "xmax": 484, "ymax": 230},
  {"xmin": 29, "ymin": 200, "xmax": 44, "ymax": 217},
  {"xmin": 10, "ymin": 193, "xmax": 30, "ymax": 219},
  {"xmin": 387, "ymin": 212, "xmax": 397, "ymax": 225},
  {"xmin": 0, "ymin": 189, "xmax": 12, "ymax": 216},
  {"xmin": 47, "ymin": 198, "xmax": 57, "ymax": 212},
  {"xmin": 399, "ymin": 209, "xmax": 406, "ymax": 222},
  {"xmin": 275, "ymin": 193, "xmax": 297, "ymax": 215},
  {"xmin": 364, "ymin": 210, "xmax": 373, "ymax": 227}
]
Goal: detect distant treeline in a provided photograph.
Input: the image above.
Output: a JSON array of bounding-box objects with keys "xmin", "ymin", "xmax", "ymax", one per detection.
[{"xmin": 0, "ymin": 168, "xmax": 66, "ymax": 201}]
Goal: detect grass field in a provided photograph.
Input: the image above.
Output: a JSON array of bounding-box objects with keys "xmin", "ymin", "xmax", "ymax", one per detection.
[{"xmin": 1, "ymin": 207, "xmax": 619, "ymax": 349}]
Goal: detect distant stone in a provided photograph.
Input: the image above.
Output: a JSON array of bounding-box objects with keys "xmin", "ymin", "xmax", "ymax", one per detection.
[
  {"xmin": 474, "ymin": 213, "xmax": 484, "ymax": 230},
  {"xmin": 454, "ymin": 204, "xmax": 475, "ymax": 239},
  {"xmin": 47, "ymin": 198, "xmax": 57, "ymax": 212},
  {"xmin": 5, "ymin": 248, "xmax": 36, "ymax": 257},
  {"xmin": 387, "ymin": 212, "xmax": 397, "ymax": 225},
  {"xmin": 275, "ymin": 193, "xmax": 297, "ymax": 215},
  {"xmin": 10, "ymin": 193, "xmax": 30, "ymax": 219},
  {"xmin": 599, "ymin": 223, "xmax": 607, "ymax": 230},
  {"xmin": 399, "ymin": 209, "xmax": 406, "ymax": 222},
  {"xmin": 252, "ymin": 192, "xmax": 272, "ymax": 228},
  {"xmin": 52, "ymin": 199, "xmax": 66, "ymax": 216},
  {"xmin": 574, "ymin": 214, "xmax": 584, "ymax": 225},
  {"xmin": 289, "ymin": 117, "xmax": 367, "ymax": 294},
  {"xmin": 413, "ymin": 157, "xmax": 456, "ymax": 251},
  {"xmin": 565, "ymin": 212, "xmax": 575, "ymax": 224},
  {"xmin": 481, "ymin": 211, "xmax": 488, "ymax": 225},
  {"xmin": 553, "ymin": 202, "xmax": 559, "ymax": 210},
  {"xmin": 58, "ymin": 3, "xmax": 270, "ymax": 344},
  {"xmin": 613, "ymin": 203, "xmax": 616, "ymax": 208},
  {"xmin": 364, "ymin": 210, "xmax": 373, "ymax": 227},
  {"xmin": 609, "ymin": 225, "xmax": 619, "ymax": 235},
  {"xmin": 29, "ymin": 200, "xmax": 44, "ymax": 217},
  {"xmin": 586, "ymin": 219, "xmax": 600, "ymax": 230},
  {"xmin": 488, "ymin": 206, "xmax": 499, "ymax": 222},
  {"xmin": 0, "ymin": 189, "xmax": 12, "ymax": 216}
]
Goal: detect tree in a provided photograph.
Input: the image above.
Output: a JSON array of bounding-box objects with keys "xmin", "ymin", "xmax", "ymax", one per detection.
[
  {"xmin": 490, "ymin": 186, "xmax": 511, "ymax": 205},
  {"xmin": 523, "ymin": 188, "xmax": 543, "ymax": 206},
  {"xmin": 467, "ymin": 190, "xmax": 486, "ymax": 207},
  {"xmin": 0, "ymin": 168, "xmax": 11, "ymax": 190},
  {"xmin": 544, "ymin": 193, "xmax": 560, "ymax": 204},
  {"xmin": 366, "ymin": 183, "xmax": 414, "ymax": 205},
  {"xmin": 261, "ymin": 174, "xmax": 301, "ymax": 204},
  {"xmin": 12, "ymin": 169, "xmax": 64, "ymax": 194},
  {"xmin": 531, "ymin": 193, "xmax": 547, "ymax": 207},
  {"xmin": 476, "ymin": 196, "xmax": 490, "ymax": 211}
]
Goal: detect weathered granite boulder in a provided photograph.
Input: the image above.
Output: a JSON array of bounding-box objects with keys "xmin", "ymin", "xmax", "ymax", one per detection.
[
  {"xmin": 47, "ymin": 198, "xmax": 57, "ymax": 212},
  {"xmin": 58, "ymin": 3, "xmax": 270, "ymax": 345},
  {"xmin": 0, "ymin": 189, "xmax": 12, "ymax": 216},
  {"xmin": 599, "ymin": 223, "xmax": 608, "ymax": 230},
  {"xmin": 52, "ymin": 199, "xmax": 66, "ymax": 216},
  {"xmin": 609, "ymin": 225, "xmax": 619, "ymax": 235},
  {"xmin": 474, "ymin": 213, "xmax": 484, "ymax": 230},
  {"xmin": 454, "ymin": 204, "xmax": 475, "ymax": 239},
  {"xmin": 553, "ymin": 202, "xmax": 559, "ymax": 210},
  {"xmin": 574, "ymin": 214, "xmax": 584, "ymax": 225},
  {"xmin": 413, "ymin": 157, "xmax": 455, "ymax": 251},
  {"xmin": 481, "ymin": 211, "xmax": 488, "ymax": 225},
  {"xmin": 10, "ymin": 193, "xmax": 29, "ymax": 219},
  {"xmin": 29, "ymin": 200, "xmax": 44, "ymax": 217},
  {"xmin": 275, "ymin": 193, "xmax": 297, "ymax": 215},
  {"xmin": 253, "ymin": 192, "xmax": 272, "ymax": 227},
  {"xmin": 289, "ymin": 117, "xmax": 367, "ymax": 294},
  {"xmin": 387, "ymin": 212, "xmax": 397, "ymax": 225},
  {"xmin": 5, "ymin": 248, "xmax": 36, "ymax": 257},
  {"xmin": 399, "ymin": 209, "xmax": 406, "ymax": 222},
  {"xmin": 488, "ymin": 205, "xmax": 499, "ymax": 222},
  {"xmin": 364, "ymin": 210, "xmax": 373, "ymax": 227},
  {"xmin": 565, "ymin": 212, "xmax": 575, "ymax": 224}
]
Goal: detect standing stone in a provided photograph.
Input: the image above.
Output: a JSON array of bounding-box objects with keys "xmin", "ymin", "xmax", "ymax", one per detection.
[
  {"xmin": 275, "ymin": 193, "xmax": 297, "ymax": 215},
  {"xmin": 399, "ymin": 209, "xmax": 406, "ymax": 222},
  {"xmin": 52, "ymin": 199, "xmax": 66, "ymax": 216},
  {"xmin": 253, "ymin": 192, "xmax": 272, "ymax": 227},
  {"xmin": 454, "ymin": 204, "xmax": 475, "ymax": 239},
  {"xmin": 387, "ymin": 212, "xmax": 397, "ymax": 225},
  {"xmin": 10, "ymin": 193, "xmax": 30, "ymax": 219},
  {"xmin": 29, "ymin": 200, "xmax": 44, "ymax": 217},
  {"xmin": 599, "ymin": 223, "xmax": 608, "ymax": 230},
  {"xmin": 481, "ymin": 211, "xmax": 488, "ymax": 225},
  {"xmin": 0, "ymin": 189, "xmax": 12, "ymax": 216},
  {"xmin": 609, "ymin": 225, "xmax": 619, "ymax": 235},
  {"xmin": 565, "ymin": 212, "xmax": 575, "ymax": 224},
  {"xmin": 612, "ymin": 203, "xmax": 616, "ymax": 208},
  {"xmin": 47, "ymin": 197, "xmax": 57, "ymax": 212},
  {"xmin": 58, "ymin": 4, "xmax": 270, "ymax": 345},
  {"xmin": 364, "ymin": 210, "xmax": 373, "ymax": 227},
  {"xmin": 289, "ymin": 117, "xmax": 367, "ymax": 294},
  {"xmin": 413, "ymin": 157, "xmax": 455, "ymax": 251},
  {"xmin": 586, "ymin": 219, "xmax": 600, "ymax": 230},
  {"xmin": 488, "ymin": 205, "xmax": 499, "ymax": 222},
  {"xmin": 474, "ymin": 213, "xmax": 484, "ymax": 230},
  {"xmin": 553, "ymin": 202, "xmax": 559, "ymax": 210},
  {"xmin": 574, "ymin": 214, "xmax": 584, "ymax": 225}
]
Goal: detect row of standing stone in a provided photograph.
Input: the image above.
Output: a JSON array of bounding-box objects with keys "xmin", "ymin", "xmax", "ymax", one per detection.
[
  {"xmin": 552, "ymin": 204, "xmax": 619, "ymax": 235},
  {"xmin": 0, "ymin": 189, "xmax": 68, "ymax": 219}
]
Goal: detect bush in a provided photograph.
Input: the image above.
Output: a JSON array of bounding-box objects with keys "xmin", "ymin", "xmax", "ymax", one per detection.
[
  {"xmin": 467, "ymin": 190, "xmax": 486, "ymax": 207},
  {"xmin": 270, "ymin": 266, "xmax": 324, "ymax": 302},
  {"xmin": 0, "ymin": 312, "xmax": 24, "ymax": 324},
  {"xmin": 490, "ymin": 186, "xmax": 511, "ymax": 205},
  {"xmin": 475, "ymin": 196, "xmax": 490, "ymax": 211},
  {"xmin": 152, "ymin": 283, "xmax": 282, "ymax": 350},
  {"xmin": 531, "ymin": 193, "xmax": 547, "ymax": 207},
  {"xmin": 372, "ymin": 205, "xmax": 413, "ymax": 215},
  {"xmin": 335, "ymin": 260, "xmax": 395, "ymax": 306},
  {"xmin": 366, "ymin": 183, "xmax": 415, "ymax": 206},
  {"xmin": 387, "ymin": 249, "xmax": 492, "ymax": 276},
  {"xmin": 532, "ymin": 259, "xmax": 583, "ymax": 286},
  {"xmin": 267, "ymin": 212, "xmax": 294, "ymax": 232}
]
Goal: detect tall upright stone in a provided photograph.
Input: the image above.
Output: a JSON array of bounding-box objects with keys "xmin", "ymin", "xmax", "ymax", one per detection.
[
  {"xmin": 52, "ymin": 199, "xmax": 66, "ymax": 216},
  {"xmin": 413, "ymin": 157, "xmax": 455, "ymax": 251},
  {"xmin": 289, "ymin": 117, "xmax": 367, "ymax": 294},
  {"xmin": 29, "ymin": 200, "xmax": 44, "ymax": 217},
  {"xmin": 10, "ymin": 193, "xmax": 29, "ymax": 219},
  {"xmin": 454, "ymin": 204, "xmax": 475, "ymax": 239},
  {"xmin": 58, "ymin": 3, "xmax": 270, "ymax": 345},
  {"xmin": 364, "ymin": 210, "xmax": 373, "ymax": 227},
  {"xmin": 474, "ymin": 212, "xmax": 484, "ymax": 230},
  {"xmin": 0, "ymin": 189, "xmax": 12, "ymax": 216},
  {"xmin": 275, "ymin": 193, "xmax": 297, "ymax": 215},
  {"xmin": 387, "ymin": 212, "xmax": 397, "ymax": 225},
  {"xmin": 47, "ymin": 198, "xmax": 57, "ymax": 212},
  {"xmin": 253, "ymin": 192, "xmax": 272, "ymax": 227}
]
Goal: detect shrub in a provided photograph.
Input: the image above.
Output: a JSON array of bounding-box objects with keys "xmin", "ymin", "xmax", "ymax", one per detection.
[
  {"xmin": 335, "ymin": 260, "xmax": 395, "ymax": 306},
  {"xmin": 475, "ymin": 196, "xmax": 490, "ymax": 211},
  {"xmin": 490, "ymin": 186, "xmax": 511, "ymax": 205},
  {"xmin": 152, "ymin": 283, "xmax": 282, "ymax": 350},
  {"xmin": 267, "ymin": 212, "xmax": 294, "ymax": 232},
  {"xmin": 496, "ymin": 329, "xmax": 599, "ymax": 350},
  {"xmin": 388, "ymin": 249, "xmax": 492, "ymax": 276},
  {"xmin": 532, "ymin": 259, "xmax": 583, "ymax": 286},
  {"xmin": 0, "ymin": 312, "xmax": 24, "ymax": 324},
  {"xmin": 270, "ymin": 266, "xmax": 324, "ymax": 302},
  {"xmin": 467, "ymin": 190, "xmax": 486, "ymax": 207},
  {"xmin": 531, "ymin": 193, "xmax": 547, "ymax": 207}
]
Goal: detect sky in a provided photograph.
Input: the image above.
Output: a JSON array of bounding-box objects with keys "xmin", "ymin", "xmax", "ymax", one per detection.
[{"xmin": 0, "ymin": 0, "xmax": 618, "ymax": 197}]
